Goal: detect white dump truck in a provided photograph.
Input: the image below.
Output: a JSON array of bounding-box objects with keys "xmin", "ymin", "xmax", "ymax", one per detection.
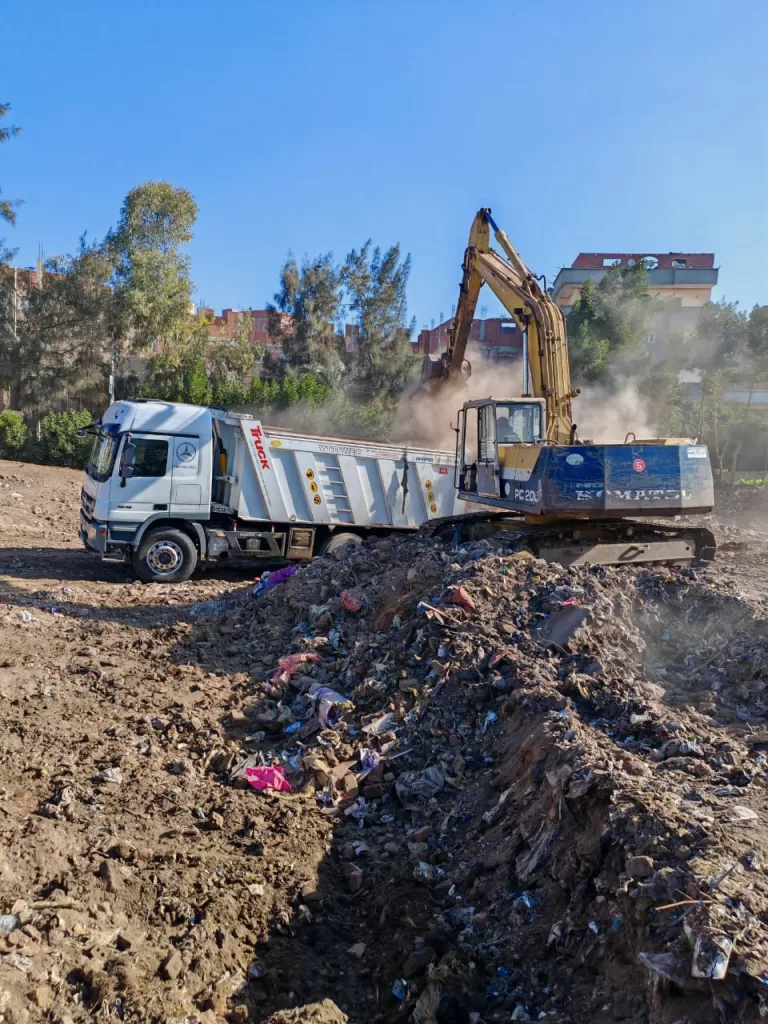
[{"xmin": 79, "ymin": 400, "xmax": 469, "ymax": 583}]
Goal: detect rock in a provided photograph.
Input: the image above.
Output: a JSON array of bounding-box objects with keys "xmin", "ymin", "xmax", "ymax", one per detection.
[
  {"xmin": 301, "ymin": 884, "xmax": 322, "ymax": 903},
  {"xmin": 347, "ymin": 942, "xmax": 366, "ymax": 958},
  {"xmin": 106, "ymin": 839, "xmax": 134, "ymax": 861},
  {"xmin": 227, "ymin": 1007, "xmax": 249, "ymax": 1024},
  {"xmin": 626, "ymin": 855, "xmax": 655, "ymax": 879},
  {"xmin": 403, "ymin": 947, "xmax": 436, "ymax": 977},
  {"xmin": 345, "ymin": 864, "xmax": 363, "ymax": 893},
  {"xmin": 160, "ymin": 949, "xmax": 184, "ymax": 981},
  {"xmin": 340, "ymin": 773, "xmax": 359, "ymax": 799},
  {"xmin": 229, "ymin": 709, "xmax": 247, "ymax": 726},
  {"xmin": 98, "ymin": 859, "xmax": 123, "ymax": 893},
  {"xmin": 32, "ymin": 985, "xmax": 54, "ymax": 1010},
  {"xmin": 116, "ymin": 926, "xmax": 145, "ymax": 950},
  {"xmin": 410, "ymin": 825, "xmax": 433, "ymax": 843}
]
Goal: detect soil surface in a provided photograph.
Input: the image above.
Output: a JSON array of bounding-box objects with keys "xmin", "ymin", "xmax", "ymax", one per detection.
[{"xmin": 2, "ymin": 459, "xmax": 768, "ymax": 1024}]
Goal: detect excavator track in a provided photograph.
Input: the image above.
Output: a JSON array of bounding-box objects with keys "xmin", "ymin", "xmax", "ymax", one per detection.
[{"xmin": 421, "ymin": 512, "xmax": 716, "ymax": 567}]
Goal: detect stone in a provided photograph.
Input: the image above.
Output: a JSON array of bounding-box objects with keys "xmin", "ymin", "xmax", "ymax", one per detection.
[
  {"xmin": 345, "ymin": 864, "xmax": 363, "ymax": 893},
  {"xmin": 347, "ymin": 942, "xmax": 366, "ymax": 958},
  {"xmin": 160, "ymin": 949, "xmax": 184, "ymax": 981},
  {"xmin": 32, "ymin": 986, "xmax": 54, "ymax": 1010},
  {"xmin": 98, "ymin": 859, "xmax": 123, "ymax": 893},
  {"xmin": 410, "ymin": 825, "xmax": 433, "ymax": 843},
  {"xmin": 626, "ymin": 855, "xmax": 655, "ymax": 879},
  {"xmin": 227, "ymin": 1006, "xmax": 249, "ymax": 1023},
  {"xmin": 403, "ymin": 947, "xmax": 436, "ymax": 977},
  {"xmin": 340, "ymin": 774, "xmax": 359, "ymax": 799},
  {"xmin": 229, "ymin": 710, "xmax": 247, "ymax": 727}
]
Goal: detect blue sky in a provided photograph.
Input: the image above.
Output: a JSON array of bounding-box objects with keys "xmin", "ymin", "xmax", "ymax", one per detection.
[{"xmin": 2, "ymin": 0, "xmax": 767, "ymax": 328}]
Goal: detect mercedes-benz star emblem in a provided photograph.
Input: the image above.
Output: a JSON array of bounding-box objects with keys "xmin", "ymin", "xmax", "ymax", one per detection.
[{"xmin": 176, "ymin": 442, "xmax": 196, "ymax": 463}]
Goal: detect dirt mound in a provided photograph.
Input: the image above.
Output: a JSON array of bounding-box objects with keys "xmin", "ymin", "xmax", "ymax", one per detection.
[{"xmin": 180, "ymin": 535, "xmax": 768, "ymax": 1022}]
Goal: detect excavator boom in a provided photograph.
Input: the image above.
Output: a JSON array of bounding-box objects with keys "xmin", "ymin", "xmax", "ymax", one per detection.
[{"xmin": 435, "ymin": 208, "xmax": 577, "ymax": 443}]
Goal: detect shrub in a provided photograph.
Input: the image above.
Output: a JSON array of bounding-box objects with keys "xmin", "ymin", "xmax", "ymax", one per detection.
[
  {"xmin": 0, "ymin": 411, "xmax": 28, "ymax": 459},
  {"xmin": 38, "ymin": 410, "xmax": 94, "ymax": 468}
]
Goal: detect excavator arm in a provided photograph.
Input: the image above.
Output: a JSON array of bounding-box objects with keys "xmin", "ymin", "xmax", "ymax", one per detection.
[{"xmin": 439, "ymin": 208, "xmax": 578, "ymax": 444}]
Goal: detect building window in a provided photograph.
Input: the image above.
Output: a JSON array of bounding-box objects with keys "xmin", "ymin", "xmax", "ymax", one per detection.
[
  {"xmin": 671, "ymin": 259, "xmax": 687, "ymax": 269},
  {"xmin": 602, "ymin": 258, "xmax": 622, "ymax": 268}
]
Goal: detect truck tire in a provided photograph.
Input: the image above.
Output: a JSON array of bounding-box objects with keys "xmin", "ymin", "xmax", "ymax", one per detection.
[
  {"xmin": 321, "ymin": 531, "xmax": 362, "ymax": 556},
  {"xmin": 132, "ymin": 528, "xmax": 198, "ymax": 584}
]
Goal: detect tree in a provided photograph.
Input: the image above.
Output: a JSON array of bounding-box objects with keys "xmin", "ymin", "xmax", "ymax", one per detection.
[
  {"xmin": 0, "ymin": 103, "xmax": 21, "ymax": 260},
  {"xmin": 567, "ymin": 263, "xmax": 659, "ymax": 385},
  {"xmin": 0, "ymin": 237, "xmax": 114, "ymax": 416},
  {"xmin": 267, "ymin": 253, "xmax": 344, "ymax": 371},
  {"xmin": 206, "ymin": 310, "xmax": 258, "ymax": 383},
  {"xmin": 342, "ymin": 241, "xmax": 417, "ymax": 397},
  {"xmin": 108, "ymin": 182, "xmax": 198, "ymax": 353},
  {"xmin": 184, "ymin": 356, "xmax": 212, "ymax": 406}
]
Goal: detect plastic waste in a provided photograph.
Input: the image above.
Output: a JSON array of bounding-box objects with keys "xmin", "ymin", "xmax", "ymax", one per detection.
[
  {"xmin": 271, "ymin": 652, "xmax": 323, "ymax": 683},
  {"xmin": 392, "ymin": 979, "xmax": 407, "ymax": 1000},
  {"xmin": 449, "ymin": 585, "xmax": 476, "ymax": 612},
  {"xmin": 396, "ymin": 765, "xmax": 445, "ymax": 808},
  {"xmin": 0, "ymin": 915, "xmax": 19, "ymax": 933},
  {"xmin": 689, "ymin": 928, "xmax": 733, "ymax": 980},
  {"xmin": 360, "ymin": 748, "xmax": 381, "ymax": 773},
  {"xmin": 483, "ymin": 710, "xmax": 499, "ymax": 732},
  {"xmin": 361, "ymin": 712, "xmax": 395, "ymax": 736},
  {"xmin": 253, "ymin": 564, "xmax": 299, "ymax": 596},
  {"xmin": 309, "ymin": 684, "xmax": 354, "ymax": 727},
  {"xmin": 244, "ymin": 766, "xmax": 293, "ymax": 793},
  {"xmin": 341, "ymin": 591, "xmax": 363, "ymax": 613}
]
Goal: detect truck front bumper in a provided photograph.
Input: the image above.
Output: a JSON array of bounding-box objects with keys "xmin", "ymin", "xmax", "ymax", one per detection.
[{"xmin": 79, "ymin": 511, "xmax": 109, "ymax": 552}]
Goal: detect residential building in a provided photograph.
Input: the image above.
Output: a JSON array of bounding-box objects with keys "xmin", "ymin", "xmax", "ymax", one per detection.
[
  {"xmin": 414, "ymin": 317, "xmax": 523, "ymax": 363},
  {"xmin": 552, "ymin": 252, "xmax": 718, "ymax": 314},
  {"xmin": 194, "ymin": 307, "xmax": 290, "ymax": 364}
]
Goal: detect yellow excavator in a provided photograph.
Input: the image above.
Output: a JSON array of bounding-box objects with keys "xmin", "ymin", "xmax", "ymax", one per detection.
[{"xmin": 421, "ymin": 208, "xmax": 716, "ymax": 565}]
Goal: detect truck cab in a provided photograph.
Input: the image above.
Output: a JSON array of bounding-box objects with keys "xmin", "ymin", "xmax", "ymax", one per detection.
[{"xmin": 80, "ymin": 401, "xmax": 214, "ymax": 581}]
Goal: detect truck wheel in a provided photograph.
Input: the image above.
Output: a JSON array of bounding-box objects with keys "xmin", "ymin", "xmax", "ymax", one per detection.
[
  {"xmin": 321, "ymin": 532, "xmax": 362, "ymax": 556},
  {"xmin": 133, "ymin": 528, "xmax": 198, "ymax": 584}
]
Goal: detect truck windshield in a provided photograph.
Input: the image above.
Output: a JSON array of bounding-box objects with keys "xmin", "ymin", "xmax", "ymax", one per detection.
[{"xmin": 86, "ymin": 432, "xmax": 119, "ymax": 481}]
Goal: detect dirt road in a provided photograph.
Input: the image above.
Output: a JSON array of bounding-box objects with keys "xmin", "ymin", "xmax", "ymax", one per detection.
[{"xmin": 2, "ymin": 459, "xmax": 768, "ymax": 1024}]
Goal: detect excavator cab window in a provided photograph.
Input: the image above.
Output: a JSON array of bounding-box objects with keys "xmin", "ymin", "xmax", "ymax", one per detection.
[{"xmin": 495, "ymin": 403, "xmax": 542, "ymax": 445}]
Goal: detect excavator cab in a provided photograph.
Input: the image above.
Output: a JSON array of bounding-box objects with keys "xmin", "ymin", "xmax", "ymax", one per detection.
[{"xmin": 457, "ymin": 398, "xmax": 546, "ymax": 500}]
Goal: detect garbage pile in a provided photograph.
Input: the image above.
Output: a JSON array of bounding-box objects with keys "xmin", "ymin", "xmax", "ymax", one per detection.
[{"xmin": 199, "ymin": 532, "xmax": 768, "ymax": 1022}]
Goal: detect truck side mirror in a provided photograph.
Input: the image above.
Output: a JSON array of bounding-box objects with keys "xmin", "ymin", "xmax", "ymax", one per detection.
[{"xmin": 120, "ymin": 443, "xmax": 136, "ymax": 486}]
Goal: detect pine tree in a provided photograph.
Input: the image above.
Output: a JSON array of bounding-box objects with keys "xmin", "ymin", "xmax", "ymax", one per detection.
[{"xmin": 342, "ymin": 241, "xmax": 417, "ymax": 397}]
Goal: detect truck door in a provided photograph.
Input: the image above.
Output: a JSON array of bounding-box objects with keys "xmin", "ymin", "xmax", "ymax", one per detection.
[
  {"xmin": 170, "ymin": 436, "xmax": 205, "ymax": 514},
  {"xmin": 476, "ymin": 402, "xmax": 500, "ymax": 498},
  {"xmin": 109, "ymin": 434, "xmax": 172, "ymax": 523}
]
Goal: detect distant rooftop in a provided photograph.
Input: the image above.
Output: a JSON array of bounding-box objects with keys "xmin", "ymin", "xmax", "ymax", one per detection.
[{"xmin": 570, "ymin": 252, "xmax": 715, "ymax": 271}]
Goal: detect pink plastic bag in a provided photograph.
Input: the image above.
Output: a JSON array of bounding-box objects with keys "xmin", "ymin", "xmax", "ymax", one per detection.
[
  {"xmin": 271, "ymin": 652, "xmax": 323, "ymax": 683},
  {"xmin": 341, "ymin": 591, "xmax": 363, "ymax": 613},
  {"xmin": 245, "ymin": 766, "xmax": 293, "ymax": 792}
]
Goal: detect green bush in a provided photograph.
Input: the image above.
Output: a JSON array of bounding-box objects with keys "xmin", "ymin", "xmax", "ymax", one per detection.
[
  {"xmin": 0, "ymin": 411, "xmax": 28, "ymax": 459},
  {"xmin": 38, "ymin": 410, "xmax": 94, "ymax": 468}
]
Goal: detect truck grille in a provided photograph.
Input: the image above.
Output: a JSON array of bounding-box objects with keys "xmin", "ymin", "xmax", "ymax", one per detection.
[{"xmin": 81, "ymin": 488, "xmax": 95, "ymax": 517}]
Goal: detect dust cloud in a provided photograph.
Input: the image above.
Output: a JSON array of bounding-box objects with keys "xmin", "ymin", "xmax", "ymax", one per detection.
[
  {"xmin": 397, "ymin": 359, "xmax": 527, "ymax": 450},
  {"xmin": 574, "ymin": 383, "xmax": 659, "ymax": 443}
]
